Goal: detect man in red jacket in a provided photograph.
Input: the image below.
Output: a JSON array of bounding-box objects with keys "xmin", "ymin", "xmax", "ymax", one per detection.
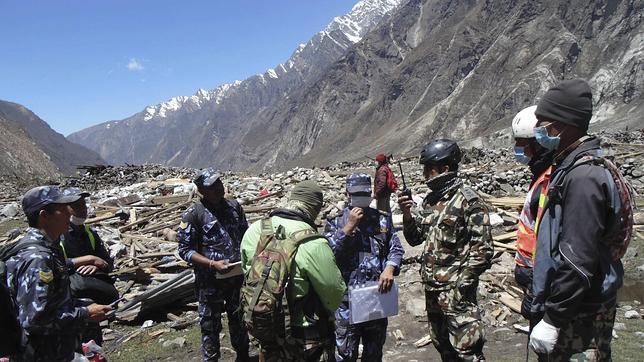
[{"xmin": 374, "ymin": 153, "xmax": 397, "ymax": 213}]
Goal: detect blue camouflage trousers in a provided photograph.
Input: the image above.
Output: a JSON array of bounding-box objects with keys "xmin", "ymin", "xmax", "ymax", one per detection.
[
  {"xmin": 198, "ymin": 276, "xmax": 249, "ymax": 362},
  {"xmin": 335, "ymin": 300, "xmax": 388, "ymax": 361}
]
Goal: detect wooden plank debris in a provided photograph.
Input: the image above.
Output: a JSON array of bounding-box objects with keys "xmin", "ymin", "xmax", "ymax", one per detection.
[
  {"xmin": 485, "ymin": 197, "xmax": 525, "ymax": 209},
  {"xmin": 414, "ymin": 334, "xmax": 433, "ymax": 348},
  {"xmin": 498, "ymin": 292, "xmax": 522, "ymax": 313},
  {"xmin": 493, "ymin": 241, "xmax": 517, "ymax": 251}
]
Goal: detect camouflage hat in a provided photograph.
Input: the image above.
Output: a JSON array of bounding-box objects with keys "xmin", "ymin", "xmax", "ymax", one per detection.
[
  {"xmin": 193, "ymin": 168, "xmax": 221, "ymax": 188},
  {"xmin": 21, "ymin": 185, "xmax": 81, "ymax": 214},
  {"xmin": 346, "ymin": 173, "xmax": 372, "ymax": 194},
  {"xmin": 62, "ymin": 187, "xmax": 91, "ymax": 199}
]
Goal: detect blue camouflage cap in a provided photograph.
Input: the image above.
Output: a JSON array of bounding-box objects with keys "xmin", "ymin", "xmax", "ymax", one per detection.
[
  {"xmin": 346, "ymin": 173, "xmax": 372, "ymax": 194},
  {"xmin": 193, "ymin": 168, "xmax": 222, "ymax": 188},
  {"xmin": 62, "ymin": 187, "xmax": 91, "ymax": 199},
  {"xmin": 21, "ymin": 185, "xmax": 81, "ymax": 214}
]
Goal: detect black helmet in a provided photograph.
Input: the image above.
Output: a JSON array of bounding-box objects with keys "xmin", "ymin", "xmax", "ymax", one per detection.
[{"xmin": 419, "ymin": 139, "xmax": 462, "ymax": 166}]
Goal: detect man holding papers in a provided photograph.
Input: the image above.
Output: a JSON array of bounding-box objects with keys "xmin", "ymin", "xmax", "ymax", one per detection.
[{"xmin": 325, "ymin": 173, "xmax": 404, "ymax": 361}]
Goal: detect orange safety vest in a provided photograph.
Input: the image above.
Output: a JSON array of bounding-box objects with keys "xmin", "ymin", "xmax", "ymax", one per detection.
[{"xmin": 515, "ymin": 166, "xmax": 552, "ymax": 268}]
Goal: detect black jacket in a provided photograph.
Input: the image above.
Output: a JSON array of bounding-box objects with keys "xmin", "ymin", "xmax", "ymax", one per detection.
[
  {"xmin": 61, "ymin": 224, "xmax": 114, "ymax": 271},
  {"xmin": 533, "ymin": 137, "xmax": 622, "ymax": 328}
]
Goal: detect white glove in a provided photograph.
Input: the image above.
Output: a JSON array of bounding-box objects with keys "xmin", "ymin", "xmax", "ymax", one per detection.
[{"xmin": 529, "ymin": 319, "xmax": 560, "ymax": 354}]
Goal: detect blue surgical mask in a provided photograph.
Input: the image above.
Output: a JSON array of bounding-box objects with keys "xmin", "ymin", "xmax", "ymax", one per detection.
[
  {"xmin": 533, "ymin": 126, "xmax": 560, "ymax": 150},
  {"xmin": 513, "ymin": 146, "xmax": 531, "ymax": 165}
]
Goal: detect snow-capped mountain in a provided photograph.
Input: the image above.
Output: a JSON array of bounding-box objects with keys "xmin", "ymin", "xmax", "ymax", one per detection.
[
  {"xmin": 70, "ymin": 0, "xmax": 642, "ymax": 171},
  {"xmin": 69, "ymin": 0, "xmax": 403, "ymax": 163}
]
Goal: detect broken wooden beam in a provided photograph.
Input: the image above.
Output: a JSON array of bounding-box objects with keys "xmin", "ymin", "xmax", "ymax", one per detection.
[
  {"xmin": 414, "ymin": 334, "xmax": 433, "ymax": 348},
  {"xmin": 118, "ymin": 202, "xmax": 188, "ymax": 232},
  {"xmin": 151, "ymin": 194, "xmax": 190, "ymax": 205},
  {"xmin": 498, "ymin": 292, "xmax": 522, "ymax": 313},
  {"xmin": 493, "ymin": 241, "xmax": 517, "ymax": 251}
]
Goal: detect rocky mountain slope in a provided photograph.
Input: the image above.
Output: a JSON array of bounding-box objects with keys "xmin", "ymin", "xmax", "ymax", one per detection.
[
  {"xmin": 0, "ymin": 117, "xmax": 60, "ymax": 184},
  {"xmin": 70, "ymin": 0, "xmax": 643, "ymax": 170},
  {"xmin": 68, "ymin": 0, "xmax": 403, "ymax": 167},
  {"xmin": 0, "ymin": 100, "xmax": 106, "ymax": 182}
]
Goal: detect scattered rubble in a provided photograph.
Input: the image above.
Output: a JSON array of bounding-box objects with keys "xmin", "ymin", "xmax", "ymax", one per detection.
[
  {"xmin": 624, "ymin": 310, "xmax": 641, "ymax": 320},
  {"xmin": 0, "ymin": 130, "xmax": 642, "ymax": 350}
]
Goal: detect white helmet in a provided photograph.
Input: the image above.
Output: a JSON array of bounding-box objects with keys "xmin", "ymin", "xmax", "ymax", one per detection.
[{"xmin": 511, "ymin": 105, "xmax": 538, "ymax": 139}]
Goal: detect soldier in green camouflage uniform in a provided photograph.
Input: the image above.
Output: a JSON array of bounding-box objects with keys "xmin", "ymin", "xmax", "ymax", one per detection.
[{"xmin": 399, "ymin": 139, "xmax": 493, "ymax": 361}]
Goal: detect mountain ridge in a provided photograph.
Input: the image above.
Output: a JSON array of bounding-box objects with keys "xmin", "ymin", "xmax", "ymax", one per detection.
[
  {"xmin": 69, "ymin": 0, "xmax": 643, "ymax": 171},
  {"xmin": 0, "ymin": 100, "xmax": 106, "ymax": 182}
]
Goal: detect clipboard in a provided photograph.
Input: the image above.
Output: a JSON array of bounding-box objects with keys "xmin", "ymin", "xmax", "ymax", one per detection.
[
  {"xmin": 215, "ymin": 261, "xmax": 243, "ymax": 279},
  {"xmin": 348, "ymin": 281, "xmax": 399, "ymax": 324}
]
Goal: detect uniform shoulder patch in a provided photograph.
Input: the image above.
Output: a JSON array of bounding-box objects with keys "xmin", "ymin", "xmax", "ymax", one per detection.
[
  {"xmin": 39, "ymin": 270, "xmax": 54, "ymax": 283},
  {"xmin": 460, "ymin": 187, "xmax": 479, "ymax": 203}
]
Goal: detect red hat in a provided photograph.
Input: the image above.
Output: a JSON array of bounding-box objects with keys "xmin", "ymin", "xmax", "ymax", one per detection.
[{"xmin": 375, "ymin": 154, "xmax": 387, "ymax": 163}]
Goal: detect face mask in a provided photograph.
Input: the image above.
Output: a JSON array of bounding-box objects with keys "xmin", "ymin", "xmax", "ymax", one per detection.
[
  {"xmin": 513, "ymin": 146, "xmax": 531, "ymax": 165},
  {"xmin": 350, "ymin": 195, "xmax": 372, "ymax": 208},
  {"xmin": 533, "ymin": 126, "xmax": 560, "ymax": 150},
  {"xmin": 70, "ymin": 215, "xmax": 86, "ymax": 226}
]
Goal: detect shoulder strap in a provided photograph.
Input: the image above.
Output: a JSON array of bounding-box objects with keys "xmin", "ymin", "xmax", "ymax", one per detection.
[
  {"xmin": 260, "ymin": 217, "xmax": 273, "ymax": 236},
  {"xmin": 254, "ymin": 217, "xmax": 276, "ymax": 255},
  {"xmin": 1, "ymin": 239, "xmax": 49, "ymax": 262},
  {"xmin": 460, "ymin": 186, "xmax": 488, "ymax": 215},
  {"xmin": 460, "ymin": 186, "xmax": 479, "ymax": 203},
  {"xmin": 192, "ymin": 201, "xmax": 206, "ymax": 229},
  {"xmin": 84, "ymin": 225, "xmax": 96, "ymax": 251},
  {"xmin": 533, "ymin": 166, "xmax": 554, "ymax": 235},
  {"xmin": 290, "ymin": 228, "xmax": 319, "ymax": 244},
  {"xmin": 188, "ymin": 201, "xmax": 207, "ymax": 255}
]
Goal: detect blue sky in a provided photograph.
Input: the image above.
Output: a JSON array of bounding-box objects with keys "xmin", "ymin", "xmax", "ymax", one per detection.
[{"xmin": 0, "ymin": 1, "xmax": 355, "ymax": 135}]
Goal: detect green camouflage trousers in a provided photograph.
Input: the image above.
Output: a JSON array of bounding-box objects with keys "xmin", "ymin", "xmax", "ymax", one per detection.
[
  {"xmin": 537, "ymin": 305, "xmax": 616, "ymax": 362},
  {"xmin": 425, "ymin": 288, "xmax": 485, "ymax": 361}
]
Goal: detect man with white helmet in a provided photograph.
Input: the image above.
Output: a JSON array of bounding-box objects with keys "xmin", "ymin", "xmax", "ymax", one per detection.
[{"xmin": 511, "ymin": 106, "xmax": 555, "ymax": 325}]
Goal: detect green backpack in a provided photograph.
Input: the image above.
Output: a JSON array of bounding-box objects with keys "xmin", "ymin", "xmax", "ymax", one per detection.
[{"xmin": 240, "ymin": 217, "xmax": 320, "ymax": 344}]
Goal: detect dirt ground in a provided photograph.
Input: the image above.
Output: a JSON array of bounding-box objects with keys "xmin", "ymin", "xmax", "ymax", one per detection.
[{"xmin": 105, "ymin": 233, "xmax": 644, "ymax": 362}]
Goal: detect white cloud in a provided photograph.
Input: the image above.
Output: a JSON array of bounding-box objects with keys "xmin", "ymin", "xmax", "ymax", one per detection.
[{"xmin": 127, "ymin": 58, "xmax": 144, "ymax": 71}]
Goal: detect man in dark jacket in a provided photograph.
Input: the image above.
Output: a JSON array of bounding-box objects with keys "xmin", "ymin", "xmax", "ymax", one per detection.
[
  {"xmin": 374, "ymin": 154, "xmax": 396, "ymax": 213},
  {"xmin": 529, "ymin": 79, "xmax": 631, "ymax": 360},
  {"xmin": 59, "ymin": 188, "xmax": 119, "ymax": 345},
  {"xmin": 178, "ymin": 169, "xmax": 250, "ymax": 362}
]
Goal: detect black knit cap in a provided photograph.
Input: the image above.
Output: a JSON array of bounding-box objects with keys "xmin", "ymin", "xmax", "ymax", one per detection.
[{"xmin": 535, "ymin": 79, "xmax": 593, "ymax": 132}]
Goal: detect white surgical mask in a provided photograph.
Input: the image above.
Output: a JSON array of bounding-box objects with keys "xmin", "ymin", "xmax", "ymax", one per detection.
[
  {"xmin": 350, "ymin": 195, "xmax": 372, "ymax": 208},
  {"xmin": 70, "ymin": 215, "xmax": 86, "ymax": 226}
]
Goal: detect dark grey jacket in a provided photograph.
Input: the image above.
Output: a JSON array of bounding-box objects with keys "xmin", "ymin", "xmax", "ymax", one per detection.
[{"xmin": 532, "ymin": 137, "xmax": 624, "ymax": 328}]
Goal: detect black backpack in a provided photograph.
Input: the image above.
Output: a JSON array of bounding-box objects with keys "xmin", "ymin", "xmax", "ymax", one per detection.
[{"xmin": 0, "ymin": 239, "xmax": 46, "ymax": 357}]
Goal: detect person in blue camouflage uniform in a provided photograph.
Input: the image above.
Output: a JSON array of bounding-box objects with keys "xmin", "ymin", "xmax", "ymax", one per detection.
[
  {"xmin": 398, "ymin": 140, "xmax": 493, "ymax": 362},
  {"xmin": 178, "ymin": 169, "xmax": 250, "ymax": 362},
  {"xmin": 4, "ymin": 186, "xmax": 112, "ymax": 362},
  {"xmin": 325, "ymin": 173, "xmax": 404, "ymax": 362}
]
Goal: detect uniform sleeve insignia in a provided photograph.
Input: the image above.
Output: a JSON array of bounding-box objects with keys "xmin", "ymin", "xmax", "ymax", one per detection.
[
  {"xmin": 179, "ymin": 221, "xmax": 188, "ymax": 229},
  {"xmin": 39, "ymin": 270, "xmax": 54, "ymax": 283}
]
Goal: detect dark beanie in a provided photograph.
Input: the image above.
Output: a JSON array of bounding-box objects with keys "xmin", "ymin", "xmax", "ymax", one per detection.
[{"xmin": 535, "ymin": 79, "xmax": 593, "ymax": 132}]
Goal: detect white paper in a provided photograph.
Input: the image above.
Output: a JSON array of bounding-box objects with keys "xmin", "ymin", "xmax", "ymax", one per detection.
[
  {"xmin": 215, "ymin": 261, "xmax": 243, "ymax": 279},
  {"xmin": 348, "ymin": 281, "xmax": 399, "ymax": 324}
]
